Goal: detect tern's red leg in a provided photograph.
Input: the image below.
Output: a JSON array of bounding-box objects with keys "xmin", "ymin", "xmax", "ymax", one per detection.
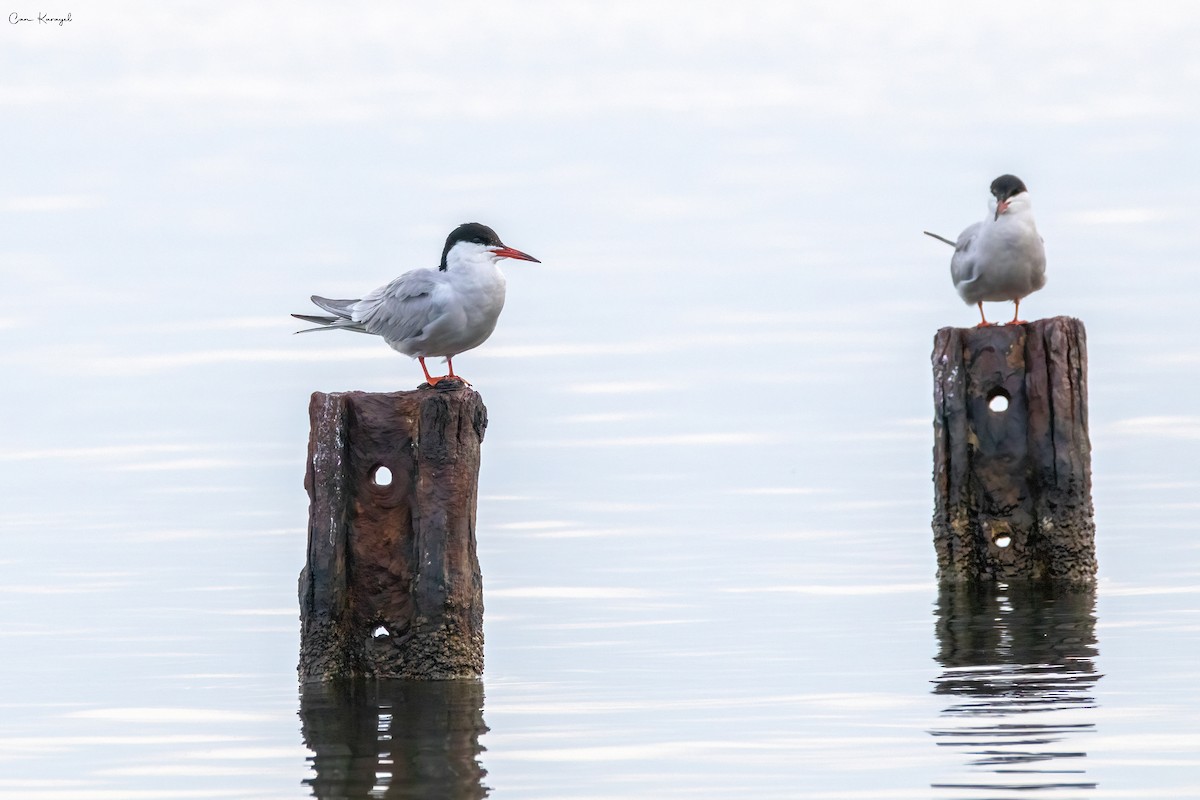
[
  {"xmin": 1009, "ymin": 299, "xmax": 1028, "ymax": 325},
  {"xmin": 418, "ymin": 357, "xmax": 445, "ymax": 385},
  {"xmin": 974, "ymin": 302, "xmax": 991, "ymax": 327},
  {"xmin": 445, "ymin": 357, "xmax": 472, "ymax": 386}
]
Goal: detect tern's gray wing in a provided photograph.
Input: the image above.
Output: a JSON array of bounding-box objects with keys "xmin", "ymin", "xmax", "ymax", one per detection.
[
  {"xmin": 354, "ymin": 268, "xmax": 446, "ymax": 343},
  {"xmin": 949, "ymin": 222, "xmax": 983, "ymax": 290}
]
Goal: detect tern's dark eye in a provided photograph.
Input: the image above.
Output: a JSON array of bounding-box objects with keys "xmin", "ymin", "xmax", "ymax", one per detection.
[{"xmin": 472, "ymin": 236, "xmax": 485, "ymax": 244}]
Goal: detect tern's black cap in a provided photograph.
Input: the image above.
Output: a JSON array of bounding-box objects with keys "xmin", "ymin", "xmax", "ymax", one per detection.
[
  {"xmin": 990, "ymin": 175, "xmax": 1029, "ymax": 203},
  {"xmin": 440, "ymin": 222, "xmax": 504, "ymax": 270}
]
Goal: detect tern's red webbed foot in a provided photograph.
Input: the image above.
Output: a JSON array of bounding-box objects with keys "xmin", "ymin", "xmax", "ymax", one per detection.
[
  {"xmin": 417, "ymin": 359, "xmax": 471, "ymax": 388},
  {"xmin": 428, "ymin": 375, "xmax": 472, "ymax": 388}
]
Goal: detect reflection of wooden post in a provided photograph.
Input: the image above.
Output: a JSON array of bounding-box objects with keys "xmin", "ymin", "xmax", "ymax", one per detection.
[
  {"xmin": 300, "ymin": 680, "xmax": 489, "ymax": 799},
  {"xmin": 929, "ymin": 582, "xmax": 1100, "ymax": 790},
  {"xmin": 932, "ymin": 316, "xmax": 1096, "ymax": 583},
  {"xmin": 932, "ymin": 582, "xmax": 1098, "ymax": 675},
  {"xmin": 299, "ymin": 384, "xmax": 486, "ymax": 681}
]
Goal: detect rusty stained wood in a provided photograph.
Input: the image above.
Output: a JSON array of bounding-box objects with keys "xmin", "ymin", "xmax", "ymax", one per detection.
[
  {"xmin": 932, "ymin": 316, "xmax": 1096, "ymax": 583},
  {"xmin": 299, "ymin": 382, "xmax": 487, "ymax": 681}
]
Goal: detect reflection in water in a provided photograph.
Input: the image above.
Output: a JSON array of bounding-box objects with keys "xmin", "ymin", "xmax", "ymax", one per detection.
[
  {"xmin": 930, "ymin": 583, "xmax": 1100, "ymax": 796},
  {"xmin": 299, "ymin": 679, "xmax": 489, "ymax": 799}
]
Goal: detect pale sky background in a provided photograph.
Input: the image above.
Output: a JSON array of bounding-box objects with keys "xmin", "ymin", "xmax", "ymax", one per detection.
[{"xmin": 4, "ymin": 1, "xmax": 1197, "ymax": 488}]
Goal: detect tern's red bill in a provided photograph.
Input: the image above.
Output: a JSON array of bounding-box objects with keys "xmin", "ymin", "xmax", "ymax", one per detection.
[{"xmin": 492, "ymin": 246, "xmax": 540, "ymax": 263}]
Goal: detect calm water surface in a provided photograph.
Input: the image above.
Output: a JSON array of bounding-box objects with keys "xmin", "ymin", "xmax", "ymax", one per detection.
[{"xmin": 3, "ymin": 3, "xmax": 1200, "ymax": 798}]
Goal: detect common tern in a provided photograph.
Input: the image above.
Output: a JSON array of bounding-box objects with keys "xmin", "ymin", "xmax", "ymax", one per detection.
[
  {"xmin": 293, "ymin": 222, "xmax": 540, "ymax": 385},
  {"xmin": 924, "ymin": 174, "xmax": 1046, "ymax": 326}
]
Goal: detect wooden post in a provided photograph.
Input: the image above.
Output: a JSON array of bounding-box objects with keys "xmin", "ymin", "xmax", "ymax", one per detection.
[
  {"xmin": 298, "ymin": 383, "xmax": 487, "ymax": 681},
  {"xmin": 932, "ymin": 316, "xmax": 1096, "ymax": 583}
]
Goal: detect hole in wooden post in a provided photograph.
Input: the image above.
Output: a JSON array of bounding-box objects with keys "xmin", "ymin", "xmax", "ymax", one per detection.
[
  {"xmin": 993, "ymin": 533, "xmax": 1012, "ymax": 548},
  {"xmin": 372, "ymin": 465, "xmax": 392, "ymax": 487},
  {"xmin": 372, "ymin": 625, "xmax": 388, "ymax": 638},
  {"xmin": 986, "ymin": 388, "xmax": 1010, "ymax": 413}
]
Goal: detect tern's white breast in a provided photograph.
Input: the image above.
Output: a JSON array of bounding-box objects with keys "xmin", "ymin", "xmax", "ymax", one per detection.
[
  {"xmin": 952, "ymin": 199, "xmax": 1046, "ymax": 305},
  {"xmin": 406, "ymin": 250, "xmax": 507, "ymax": 358}
]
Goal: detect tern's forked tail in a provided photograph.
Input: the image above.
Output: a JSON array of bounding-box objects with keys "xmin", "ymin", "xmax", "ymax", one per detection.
[{"xmin": 292, "ymin": 295, "xmax": 368, "ymax": 334}]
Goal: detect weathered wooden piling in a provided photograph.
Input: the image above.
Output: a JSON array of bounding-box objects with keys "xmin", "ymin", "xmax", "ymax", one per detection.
[
  {"xmin": 299, "ymin": 383, "xmax": 487, "ymax": 681},
  {"xmin": 932, "ymin": 316, "xmax": 1096, "ymax": 583}
]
